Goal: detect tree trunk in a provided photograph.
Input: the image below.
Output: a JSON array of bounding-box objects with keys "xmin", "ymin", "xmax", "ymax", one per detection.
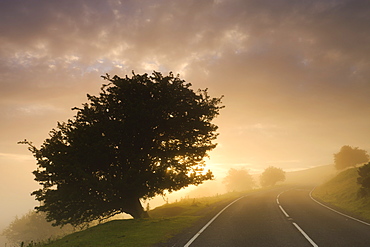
[{"xmin": 123, "ymin": 197, "xmax": 149, "ymax": 219}]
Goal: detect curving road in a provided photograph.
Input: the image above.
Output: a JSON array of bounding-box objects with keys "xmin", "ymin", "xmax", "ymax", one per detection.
[{"xmin": 167, "ymin": 186, "xmax": 370, "ymax": 247}]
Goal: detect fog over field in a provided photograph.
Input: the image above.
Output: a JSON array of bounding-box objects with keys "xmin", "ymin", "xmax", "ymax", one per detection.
[{"xmin": 1, "ymin": 0, "xmax": 369, "ymax": 243}]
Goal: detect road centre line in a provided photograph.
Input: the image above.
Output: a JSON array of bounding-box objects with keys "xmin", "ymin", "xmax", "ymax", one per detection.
[
  {"xmin": 185, "ymin": 188, "xmax": 345, "ymax": 247},
  {"xmin": 277, "ymin": 190, "xmax": 318, "ymax": 247},
  {"xmin": 292, "ymin": 223, "xmax": 319, "ymax": 247},
  {"xmin": 279, "ymin": 205, "xmax": 290, "ymax": 218},
  {"xmin": 276, "ymin": 191, "xmax": 290, "ymax": 217},
  {"xmin": 184, "ymin": 195, "xmax": 247, "ymax": 247}
]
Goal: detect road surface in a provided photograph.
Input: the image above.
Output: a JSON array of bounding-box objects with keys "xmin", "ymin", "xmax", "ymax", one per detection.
[{"xmin": 165, "ymin": 186, "xmax": 370, "ymax": 247}]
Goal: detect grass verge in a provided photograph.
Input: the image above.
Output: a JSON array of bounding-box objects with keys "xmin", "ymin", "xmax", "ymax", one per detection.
[
  {"xmin": 41, "ymin": 192, "xmax": 244, "ymax": 247},
  {"xmin": 43, "ymin": 217, "xmax": 199, "ymax": 247},
  {"xmin": 312, "ymin": 167, "xmax": 370, "ymax": 222}
]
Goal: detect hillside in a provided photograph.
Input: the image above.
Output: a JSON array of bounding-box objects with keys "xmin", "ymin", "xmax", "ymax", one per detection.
[
  {"xmin": 41, "ymin": 217, "xmax": 197, "ymax": 247},
  {"xmin": 312, "ymin": 167, "xmax": 370, "ymax": 222},
  {"xmin": 39, "ymin": 192, "xmax": 243, "ymax": 247},
  {"xmin": 284, "ymin": 164, "xmax": 336, "ymax": 186}
]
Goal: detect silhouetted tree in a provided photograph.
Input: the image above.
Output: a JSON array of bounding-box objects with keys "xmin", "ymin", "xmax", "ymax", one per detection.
[
  {"xmin": 223, "ymin": 168, "xmax": 255, "ymax": 192},
  {"xmin": 260, "ymin": 166, "xmax": 285, "ymax": 187},
  {"xmin": 357, "ymin": 162, "xmax": 370, "ymax": 197},
  {"xmin": 334, "ymin": 145, "xmax": 369, "ymax": 170},
  {"xmin": 20, "ymin": 71, "xmax": 223, "ymax": 226}
]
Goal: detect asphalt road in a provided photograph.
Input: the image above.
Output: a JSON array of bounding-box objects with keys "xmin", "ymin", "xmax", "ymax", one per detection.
[{"xmin": 167, "ymin": 186, "xmax": 370, "ymax": 247}]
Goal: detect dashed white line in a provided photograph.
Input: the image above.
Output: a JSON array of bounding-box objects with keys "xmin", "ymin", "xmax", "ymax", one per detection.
[
  {"xmin": 277, "ymin": 190, "xmax": 319, "ymax": 247},
  {"xmin": 292, "ymin": 222, "xmax": 319, "ymax": 247},
  {"xmin": 279, "ymin": 205, "xmax": 290, "ymax": 218},
  {"xmin": 276, "ymin": 192, "xmax": 290, "ymax": 217}
]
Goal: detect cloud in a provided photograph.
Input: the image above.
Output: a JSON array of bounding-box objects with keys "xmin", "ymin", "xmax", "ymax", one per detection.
[
  {"xmin": 0, "ymin": 152, "xmax": 33, "ymax": 162},
  {"xmin": 1, "ymin": 0, "xmax": 370, "ymax": 235},
  {"xmin": 1, "ymin": 0, "xmax": 368, "ymax": 81},
  {"xmin": 0, "ymin": 0, "xmax": 369, "ymax": 174}
]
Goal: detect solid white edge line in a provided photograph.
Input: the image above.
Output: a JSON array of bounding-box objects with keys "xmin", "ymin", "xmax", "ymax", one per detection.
[
  {"xmin": 309, "ymin": 188, "xmax": 370, "ymax": 227},
  {"xmin": 292, "ymin": 222, "xmax": 319, "ymax": 247},
  {"xmin": 183, "ymin": 195, "xmax": 246, "ymax": 247}
]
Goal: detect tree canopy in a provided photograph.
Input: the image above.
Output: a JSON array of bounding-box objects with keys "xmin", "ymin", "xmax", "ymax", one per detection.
[
  {"xmin": 334, "ymin": 145, "xmax": 369, "ymax": 170},
  {"xmin": 260, "ymin": 166, "xmax": 285, "ymax": 187},
  {"xmin": 223, "ymin": 168, "xmax": 255, "ymax": 192},
  {"xmin": 357, "ymin": 162, "xmax": 370, "ymax": 197},
  {"xmin": 21, "ymin": 71, "xmax": 223, "ymax": 226}
]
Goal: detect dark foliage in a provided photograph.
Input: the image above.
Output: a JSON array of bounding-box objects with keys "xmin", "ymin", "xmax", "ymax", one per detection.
[
  {"xmin": 357, "ymin": 162, "xmax": 370, "ymax": 197},
  {"xmin": 20, "ymin": 71, "xmax": 223, "ymax": 226}
]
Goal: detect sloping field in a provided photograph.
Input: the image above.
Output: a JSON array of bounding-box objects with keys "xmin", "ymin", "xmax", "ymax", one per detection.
[
  {"xmin": 42, "ymin": 217, "xmax": 198, "ymax": 247},
  {"xmin": 41, "ymin": 192, "xmax": 244, "ymax": 247},
  {"xmin": 285, "ymin": 164, "xmax": 335, "ymax": 186},
  {"xmin": 312, "ymin": 167, "xmax": 370, "ymax": 222}
]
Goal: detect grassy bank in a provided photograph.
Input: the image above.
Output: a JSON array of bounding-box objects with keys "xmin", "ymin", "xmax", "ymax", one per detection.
[
  {"xmin": 312, "ymin": 167, "xmax": 370, "ymax": 222},
  {"xmin": 41, "ymin": 192, "xmax": 244, "ymax": 247},
  {"xmin": 42, "ymin": 217, "xmax": 198, "ymax": 247}
]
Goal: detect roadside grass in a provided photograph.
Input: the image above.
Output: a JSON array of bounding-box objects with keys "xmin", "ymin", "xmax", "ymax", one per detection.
[
  {"xmin": 41, "ymin": 191, "xmax": 245, "ymax": 247},
  {"xmin": 312, "ymin": 167, "xmax": 370, "ymax": 222},
  {"xmin": 149, "ymin": 191, "xmax": 243, "ymax": 218},
  {"xmin": 42, "ymin": 217, "xmax": 199, "ymax": 247}
]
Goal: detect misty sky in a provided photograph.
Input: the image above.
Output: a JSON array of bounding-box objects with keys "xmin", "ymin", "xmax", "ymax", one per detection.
[{"xmin": 1, "ymin": 0, "xmax": 370, "ymax": 232}]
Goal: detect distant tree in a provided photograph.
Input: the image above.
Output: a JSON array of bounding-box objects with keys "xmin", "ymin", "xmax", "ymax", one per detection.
[
  {"xmin": 260, "ymin": 166, "xmax": 285, "ymax": 187},
  {"xmin": 223, "ymin": 168, "xmax": 255, "ymax": 192},
  {"xmin": 2, "ymin": 211, "xmax": 74, "ymax": 245},
  {"xmin": 20, "ymin": 71, "xmax": 223, "ymax": 226},
  {"xmin": 334, "ymin": 145, "xmax": 369, "ymax": 170},
  {"xmin": 357, "ymin": 162, "xmax": 370, "ymax": 197}
]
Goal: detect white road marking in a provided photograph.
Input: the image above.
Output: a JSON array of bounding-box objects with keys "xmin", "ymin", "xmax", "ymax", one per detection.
[
  {"xmin": 279, "ymin": 205, "xmax": 290, "ymax": 218},
  {"xmin": 277, "ymin": 190, "xmax": 319, "ymax": 247},
  {"xmin": 309, "ymin": 188, "xmax": 370, "ymax": 226},
  {"xmin": 276, "ymin": 191, "xmax": 290, "ymax": 217},
  {"xmin": 292, "ymin": 222, "xmax": 319, "ymax": 247},
  {"xmin": 184, "ymin": 195, "xmax": 247, "ymax": 247},
  {"xmin": 184, "ymin": 188, "xmax": 349, "ymax": 247}
]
